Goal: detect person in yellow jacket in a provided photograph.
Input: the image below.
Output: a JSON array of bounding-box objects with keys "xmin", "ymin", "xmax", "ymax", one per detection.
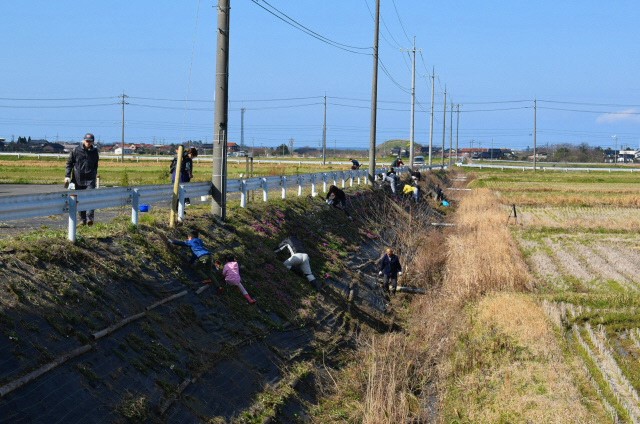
[{"xmin": 403, "ymin": 183, "xmax": 420, "ymax": 202}]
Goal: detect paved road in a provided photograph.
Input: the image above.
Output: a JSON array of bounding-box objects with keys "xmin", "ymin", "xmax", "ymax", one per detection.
[{"xmin": 0, "ymin": 184, "xmax": 66, "ymax": 197}]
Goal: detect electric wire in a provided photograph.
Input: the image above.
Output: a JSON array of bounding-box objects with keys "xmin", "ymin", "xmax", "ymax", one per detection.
[
  {"xmin": 390, "ymin": 0, "xmax": 412, "ymax": 44},
  {"xmin": 250, "ymin": 0, "xmax": 371, "ymax": 55}
]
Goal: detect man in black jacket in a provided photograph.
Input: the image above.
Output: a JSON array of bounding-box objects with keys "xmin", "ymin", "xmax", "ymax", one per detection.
[
  {"xmin": 65, "ymin": 133, "xmax": 99, "ymax": 226},
  {"xmin": 378, "ymin": 247, "xmax": 402, "ymax": 295}
]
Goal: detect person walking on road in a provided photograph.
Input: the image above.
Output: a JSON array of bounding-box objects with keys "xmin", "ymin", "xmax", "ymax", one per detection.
[
  {"xmin": 65, "ymin": 133, "xmax": 99, "ymax": 226},
  {"xmin": 378, "ymin": 247, "xmax": 402, "ymax": 295}
]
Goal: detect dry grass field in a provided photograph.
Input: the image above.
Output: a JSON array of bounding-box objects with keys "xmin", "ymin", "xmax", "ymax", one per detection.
[{"xmin": 467, "ymin": 168, "xmax": 640, "ymax": 423}]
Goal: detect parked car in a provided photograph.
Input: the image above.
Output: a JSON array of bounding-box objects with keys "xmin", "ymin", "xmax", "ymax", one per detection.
[{"xmin": 414, "ymin": 155, "xmax": 425, "ymax": 164}]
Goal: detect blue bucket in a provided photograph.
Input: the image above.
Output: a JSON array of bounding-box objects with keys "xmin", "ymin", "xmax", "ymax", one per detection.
[{"xmin": 139, "ymin": 204, "xmax": 150, "ymax": 212}]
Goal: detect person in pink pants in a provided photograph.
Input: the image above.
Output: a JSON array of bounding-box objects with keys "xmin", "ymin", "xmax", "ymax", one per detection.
[{"xmin": 215, "ymin": 256, "xmax": 256, "ymax": 304}]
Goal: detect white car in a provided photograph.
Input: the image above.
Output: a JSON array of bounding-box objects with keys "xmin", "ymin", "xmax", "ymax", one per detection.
[{"xmin": 413, "ymin": 155, "xmax": 425, "ymax": 164}]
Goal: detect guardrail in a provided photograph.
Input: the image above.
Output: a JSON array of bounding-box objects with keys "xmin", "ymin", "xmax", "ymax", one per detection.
[
  {"xmin": 460, "ymin": 163, "xmax": 640, "ymax": 173},
  {"xmin": 0, "ymin": 165, "xmax": 443, "ymax": 242}
]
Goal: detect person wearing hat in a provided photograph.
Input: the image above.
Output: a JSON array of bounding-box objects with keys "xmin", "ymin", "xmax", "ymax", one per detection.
[
  {"xmin": 65, "ymin": 133, "xmax": 99, "ymax": 226},
  {"xmin": 349, "ymin": 158, "xmax": 360, "ymax": 170}
]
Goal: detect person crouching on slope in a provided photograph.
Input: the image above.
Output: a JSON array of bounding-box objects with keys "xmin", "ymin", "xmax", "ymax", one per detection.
[
  {"xmin": 326, "ymin": 184, "xmax": 352, "ymax": 219},
  {"xmin": 215, "ymin": 255, "xmax": 256, "ymax": 304}
]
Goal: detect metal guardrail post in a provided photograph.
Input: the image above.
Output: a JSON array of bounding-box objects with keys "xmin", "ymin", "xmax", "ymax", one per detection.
[
  {"xmin": 322, "ymin": 173, "xmax": 328, "ymax": 192},
  {"xmin": 240, "ymin": 180, "xmax": 247, "ymax": 208},
  {"xmin": 311, "ymin": 174, "xmax": 317, "ymax": 197},
  {"xmin": 68, "ymin": 195, "xmax": 78, "ymax": 242},
  {"xmin": 178, "ymin": 185, "xmax": 186, "ymax": 222},
  {"xmin": 297, "ymin": 176, "xmax": 303, "ymax": 197},
  {"xmin": 131, "ymin": 189, "xmax": 140, "ymax": 225},
  {"xmin": 262, "ymin": 178, "xmax": 268, "ymax": 202},
  {"xmin": 348, "ymin": 171, "xmax": 354, "ymax": 187},
  {"xmin": 281, "ymin": 176, "xmax": 287, "ymax": 199},
  {"xmin": 341, "ymin": 171, "xmax": 346, "ymax": 188}
]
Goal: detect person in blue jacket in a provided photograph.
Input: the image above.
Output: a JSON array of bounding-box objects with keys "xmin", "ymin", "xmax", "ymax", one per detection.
[
  {"xmin": 170, "ymin": 229, "xmax": 221, "ymax": 288},
  {"xmin": 378, "ymin": 247, "xmax": 402, "ymax": 295}
]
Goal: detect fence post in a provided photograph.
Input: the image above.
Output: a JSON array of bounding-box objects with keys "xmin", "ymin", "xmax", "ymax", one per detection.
[
  {"xmin": 67, "ymin": 195, "xmax": 78, "ymax": 242},
  {"xmin": 297, "ymin": 175, "xmax": 303, "ymax": 196},
  {"xmin": 311, "ymin": 174, "xmax": 317, "ymax": 197},
  {"xmin": 323, "ymin": 173, "xmax": 328, "ymax": 192},
  {"xmin": 262, "ymin": 178, "xmax": 269, "ymax": 202},
  {"xmin": 178, "ymin": 185, "xmax": 186, "ymax": 222},
  {"xmin": 240, "ymin": 180, "xmax": 248, "ymax": 208},
  {"xmin": 341, "ymin": 171, "xmax": 346, "ymax": 188},
  {"xmin": 349, "ymin": 171, "xmax": 354, "ymax": 187},
  {"xmin": 131, "ymin": 188, "xmax": 139, "ymax": 226},
  {"xmin": 281, "ymin": 176, "xmax": 287, "ymax": 199}
]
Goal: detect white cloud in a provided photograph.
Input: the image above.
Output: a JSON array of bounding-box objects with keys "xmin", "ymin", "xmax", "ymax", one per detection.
[{"xmin": 596, "ymin": 108, "xmax": 640, "ymax": 124}]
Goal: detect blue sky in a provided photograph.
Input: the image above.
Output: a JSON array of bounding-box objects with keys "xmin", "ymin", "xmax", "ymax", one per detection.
[{"xmin": 2, "ymin": 1, "xmax": 640, "ymax": 152}]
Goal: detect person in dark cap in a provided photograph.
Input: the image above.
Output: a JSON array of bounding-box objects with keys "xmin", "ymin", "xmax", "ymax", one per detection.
[
  {"xmin": 65, "ymin": 133, "xmax": 99, "ymax": 226},
  {"xmin": 349, "ymin": 158, "xmax": 360, "ymax": 170}
]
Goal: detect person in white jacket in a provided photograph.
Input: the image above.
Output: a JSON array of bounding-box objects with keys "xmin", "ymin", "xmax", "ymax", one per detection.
[{"xmin": 275, "ymin": 237, "xmax": 319, "ymax": 289}]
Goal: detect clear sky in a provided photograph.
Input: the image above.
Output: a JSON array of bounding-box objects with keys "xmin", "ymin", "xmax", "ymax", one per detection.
[{"xmin": 2, "ymin": 1, "xmax": 640, "ymax": 152}]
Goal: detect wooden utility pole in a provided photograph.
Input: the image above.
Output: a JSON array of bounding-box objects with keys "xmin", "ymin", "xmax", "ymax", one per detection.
[
  {"xmin": 212, "ymin": 0, "xmax": 230, "ymax": 219},
  {"xmin": 533, "ymin": 98, "xmax": 537, "ymax": 172},
  {"xmin": 429, "ymin": 68, "xmax": 434, "ymax": 166},
  {"xmin": 368, "ymin": 0, "xmax": 380, "ymax": 184},
  {"xmin": 441, "ymin": 87, "xmax": 447, "ymax": 166},
  {"xmin": 402, "ymin": 36, "xmax": 419, "ymax": 168},
  {"xmin": 322, "ymin": 95, "xmax": 327, "ymax": 165},
  {"xmin": 456, "ymin": 104, "xmax": 460, "ymax": 163},
  {"xmin": 120, "ymin": 92, "xmax": 128, "ymax": 163},
  {"xmin": 449, "ymin": 101, "xmax": 453, "ymax": 167}
]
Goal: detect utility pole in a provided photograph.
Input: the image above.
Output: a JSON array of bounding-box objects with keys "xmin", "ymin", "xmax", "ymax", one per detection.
[
  {"xmin": 322, "ymin": 95, "xmax": 327, "ymax": 165},
  {"xmin": 212, "ymin": 0, "xmax": 230, "ymax": 219},
  {"xmin": 441, "ymin": 87, "xmax": 447, "ymax": 166},
  {"xmin": 120, "ymin": 92, "xmax": 128, "ymax": 163},
  {"xmin": 456, "ymin": 104, "xmax": 460, "ymax": 163},
  {"xmin": 533, "ymin": 98, "xmax": 537, "ymax": 172},
  {"xmin": 449, "ymin": 101, "xmax": 453, "ymax": 167},
  {"xmin": 240, "ymin": 107, "xmax": 245, "ymax": 148},
  {"xmin": 368, "ymin": 0, "xmax": 380, "ymax": 184},
  {"xmin": 289, "ymin": 138, "xmax": 294, "ymax": 156},
  {"xmin": 429, "ymin": 67, "xmax": 435, "ymax": 166},
  {"xmin": 402, "ymin": 36, "xmax": 419, "ymax": 168}
]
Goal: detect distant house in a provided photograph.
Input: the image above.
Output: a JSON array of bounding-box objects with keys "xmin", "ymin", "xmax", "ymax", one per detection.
[
  {"xmin": 113, "ymin": 145, "xmax": 136, "ymax": 155},
  {"xmin": 41, "ymin": 143, "xmax": 65, "ymax": 153}
]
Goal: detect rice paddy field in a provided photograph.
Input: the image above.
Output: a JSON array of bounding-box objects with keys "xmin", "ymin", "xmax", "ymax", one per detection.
[{"xmin": 469, "ymin": 168, "xmax": 640, "ymax": 422}]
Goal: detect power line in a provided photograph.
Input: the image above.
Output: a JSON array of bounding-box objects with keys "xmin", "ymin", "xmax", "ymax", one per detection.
[
  {"xmin": 539, "ymin": 99, "xmax": 640, "ymax": 108},
  {"xmin": 539, "ymin": 106, "xmax": 640, "ymax": 114},
  {"xmin": 250, "ymin": 0, "xmax": 371, "ymax": 55},
  {"xmin": 390, "ymin": 0, "xmax": 412, "ymax": 44},
  {"xmin": 378, "ymin": 59, "xmax": 411, "ymax": 93},
  {"xmin": 0, "ymin": 103, "xmax": 119, "ymax": 109},
  {"xmin": 0, "ymin": 96, "xmax": 117, "ymax": 101}
]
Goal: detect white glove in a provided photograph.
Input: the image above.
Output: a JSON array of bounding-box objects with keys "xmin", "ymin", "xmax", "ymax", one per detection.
[
  {"xmin": 398, "ymin": 272, "xmax": 402, "ymax": 276},
  {"xmin": 378, "ymin": 271, "xmax": 382, "ymax": 276},
  {"xmin": 64, "ymin": 177, "xmax": 71, "ymax": 184}
]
